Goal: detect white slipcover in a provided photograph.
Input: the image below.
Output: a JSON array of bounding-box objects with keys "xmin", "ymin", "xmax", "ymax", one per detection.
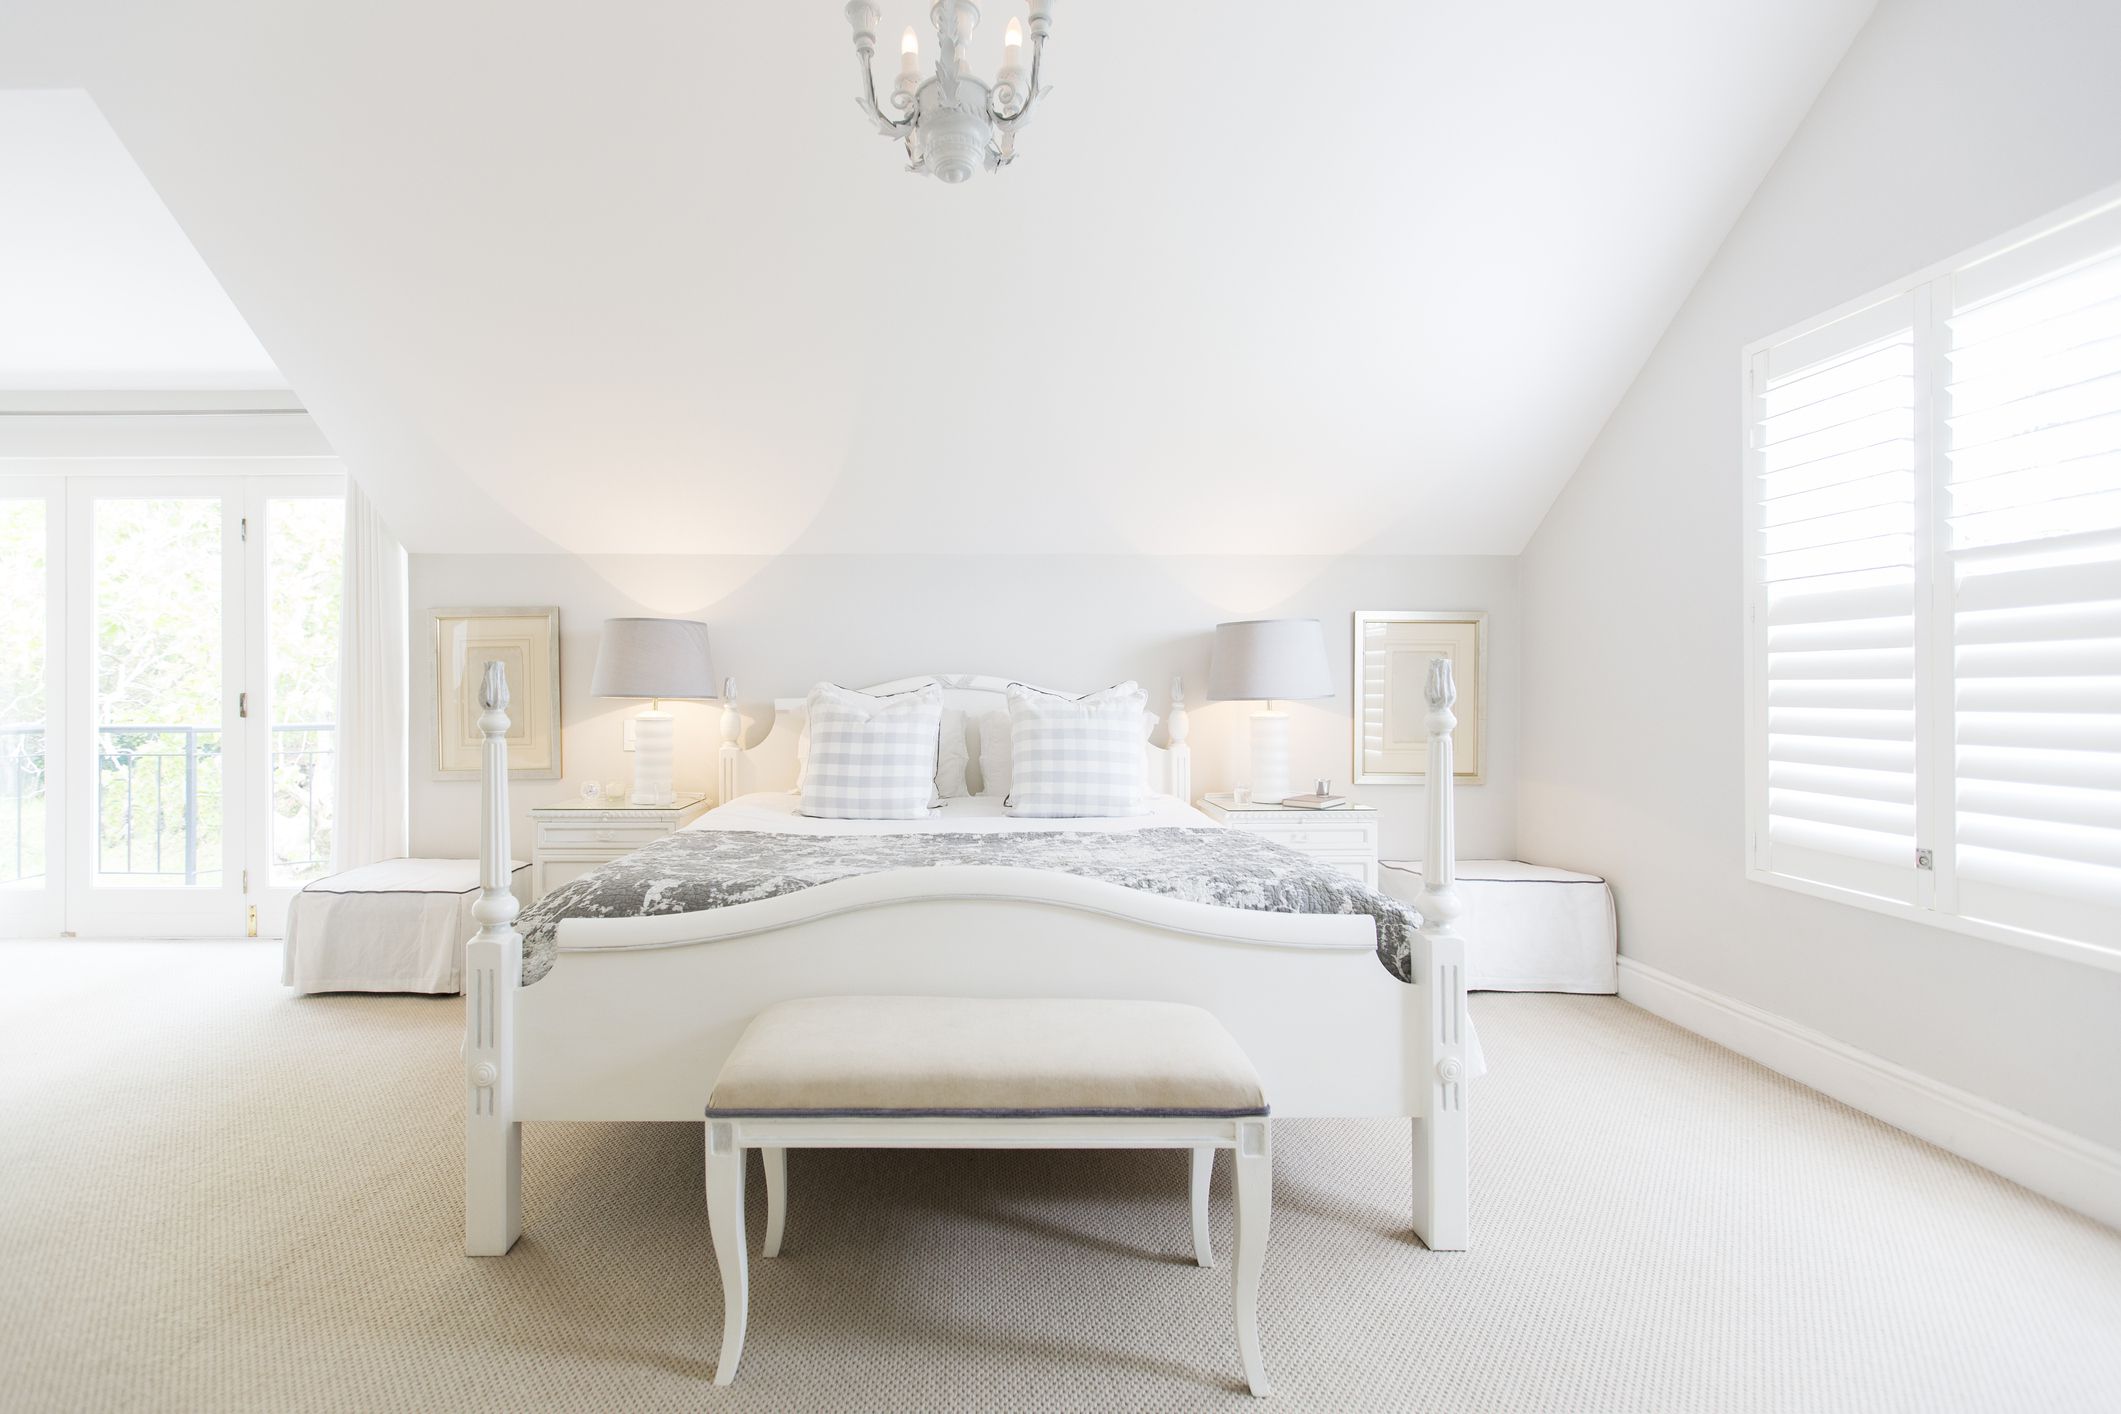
[
  {"xmin": 1380, "ymin": 860, "xmax": 1617, "ymax": 994},
  {"xmin": 282, "ymin": 858, "xmax": 527, "ymax": 995}
]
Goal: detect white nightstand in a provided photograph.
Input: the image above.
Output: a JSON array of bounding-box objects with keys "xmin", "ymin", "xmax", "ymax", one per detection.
[
  {"xmin": 529, "ymin": 794, "xmax": 711, "ymax": 899},
  {"xmin": 1197, "ymin": 794, "xmax": 1380, "ymax": 888}
]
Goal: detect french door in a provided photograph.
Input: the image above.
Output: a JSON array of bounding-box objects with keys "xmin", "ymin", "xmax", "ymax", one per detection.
[{"xmin": 0, "ymin": 469, "xmax": 343, "ymax": 938}]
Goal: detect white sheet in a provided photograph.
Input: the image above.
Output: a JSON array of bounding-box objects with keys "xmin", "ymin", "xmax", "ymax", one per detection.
[{"xmin": 690, "ymin": 791, "xmax": 1214, "ymax": 836}]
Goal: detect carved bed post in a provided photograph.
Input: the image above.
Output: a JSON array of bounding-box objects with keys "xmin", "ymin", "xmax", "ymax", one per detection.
[
  {"xmin": 718, "ymin": 676, "xmax": 743, "ymax": 806},
  {"xmin": 465, "ymin": 660, "xmax": 524, "ymax": 1256},
  {"xmin": 1166, "ymin": 675, "xmax": 1192, "ymax": 805},
  {"xmin": 1408, "ymin": 658, "xmax": 1470, "ymax": 1251}
]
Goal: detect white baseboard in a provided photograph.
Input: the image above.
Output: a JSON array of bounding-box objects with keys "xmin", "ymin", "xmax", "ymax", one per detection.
[{"xmin": 1617, "ymin": 958, "xmax": 2121, "ymax": 1231}]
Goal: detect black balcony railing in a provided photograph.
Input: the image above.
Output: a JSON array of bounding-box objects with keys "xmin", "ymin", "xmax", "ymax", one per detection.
[{"xmin": 0, "ymin": 723, "xmax": 335, "ymax": 888}]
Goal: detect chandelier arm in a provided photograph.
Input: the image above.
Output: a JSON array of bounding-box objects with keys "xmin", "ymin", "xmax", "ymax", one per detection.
[
  {"xmin": 991, "ymin": 32, "xmax": 1046, "ymax": 129},
  {"xmin": 854, "ymin": 52, "xmax": 915, "ymax": 135},
  {"xmin": 934, "ymin": 2, "xmax": 962, "ymax": 106}
]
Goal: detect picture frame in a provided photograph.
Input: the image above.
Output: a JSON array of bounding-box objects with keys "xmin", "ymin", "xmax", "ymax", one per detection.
[
  {"xmin": 1352, "ymin": 609, "xmax": 1487, "ymax": 785},
  {"xmin": 431, "ymin": 606, "xmax": 562, "ymax": 781}
]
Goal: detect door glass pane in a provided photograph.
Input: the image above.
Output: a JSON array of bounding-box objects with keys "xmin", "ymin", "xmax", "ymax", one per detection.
[
  {"xmin": 267, "ymin": 498, "xmax": 344, "ymax": 886},
  {"xmin": 94, "ymin": 498, "xmax": 224, "ymax": 888},
  {"xmin": 1, "ymin": 498, "xmax": 46, "ymax": 888}
]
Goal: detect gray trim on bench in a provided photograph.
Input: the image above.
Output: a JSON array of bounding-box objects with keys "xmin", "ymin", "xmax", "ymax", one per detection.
[{"xmin": 704, "ymin": 1104, "xmax": 1272, "ymax": 1120}]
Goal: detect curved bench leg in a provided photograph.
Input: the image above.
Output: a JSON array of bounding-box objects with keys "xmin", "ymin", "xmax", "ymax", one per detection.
[
  {"xmin": 762, "ymin": 1147, "xmax": 788, "ymax": 1258},
  {"xmin": 1190, "ymin": 1146, "xmax": 1216, "ymax": 1267},
  {"xmin": 1232, "ymin": 1121, "xmax": 1272, "ymax": 1398},
  {"xmin": 706, "ymin": 1123, "xmax": 749, "ymax": 1386}
]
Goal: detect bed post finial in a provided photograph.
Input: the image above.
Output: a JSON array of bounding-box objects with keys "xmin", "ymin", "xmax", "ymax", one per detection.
[
  {"xmin": 466, "ymin": 660, "xmax": 524, "ymax": 1256},
  {"xmin": 1166, "ymin": 674, "xmax": 1192, "ymax": 805},
  {"xmin": 1408, "ymin": 656, "xmax": 1468, "ymax": 1251},
  {"xmin": 719, "ymin": 677, "xmax": 743, "ymax": 806}
]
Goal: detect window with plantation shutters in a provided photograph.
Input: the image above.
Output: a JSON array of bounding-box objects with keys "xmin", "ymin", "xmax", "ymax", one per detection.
[{"xmin": 1745, "ymin": 190, "xmax": 2121, "ymax": 966}]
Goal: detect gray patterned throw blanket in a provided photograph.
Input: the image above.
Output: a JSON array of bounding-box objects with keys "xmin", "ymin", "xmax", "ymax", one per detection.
[{"xmin": 514, "ymin": 827, "xmax": 1419, "ymax": 986}]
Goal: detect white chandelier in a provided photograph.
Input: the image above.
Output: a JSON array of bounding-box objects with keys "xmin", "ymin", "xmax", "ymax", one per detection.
[{"xmin": 842, "ymin": 1, "xmax": 1054, "ymax": 185}]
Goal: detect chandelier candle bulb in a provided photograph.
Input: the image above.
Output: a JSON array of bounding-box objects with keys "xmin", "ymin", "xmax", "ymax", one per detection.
[
  {"xmin": 995, "ymin": 17, "xmax": 1026, "ymax": 109},
  {"xmin": 895, "ymin": 26, "xmax": 921, "ymax": 106}
]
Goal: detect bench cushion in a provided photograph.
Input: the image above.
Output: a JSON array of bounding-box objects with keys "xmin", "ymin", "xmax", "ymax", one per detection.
[{"xmin": 706, "ymin": 996, "xmax": 1268, "ymax": 1118}]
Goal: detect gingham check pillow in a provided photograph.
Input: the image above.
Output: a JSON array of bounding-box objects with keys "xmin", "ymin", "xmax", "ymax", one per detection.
[
  {"xmin": 798, "ymin": 682, "xmax": 943, "ymax": 820},
  {"xmin": 1004, "ymin": 681, "xmax": 1151, "ymax": 818}
]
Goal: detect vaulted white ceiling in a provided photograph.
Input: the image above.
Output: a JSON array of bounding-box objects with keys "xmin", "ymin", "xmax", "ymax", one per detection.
[
  {"xmin": 0, "ymin": 90, "xmax": 281, "ymax": 390},
  {"xmin": 1, "ymin": 1, "xmax": 1874, "ymax": 554}
]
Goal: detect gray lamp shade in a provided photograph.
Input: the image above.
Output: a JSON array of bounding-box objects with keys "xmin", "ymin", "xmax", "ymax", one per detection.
[
  {"xmin": 589, "ymin": 618, "xmax": 718, "ymax": 699},
  {"xmin": 1207, "ymin": 619, "xmax": 1333, "ymax": 701}
]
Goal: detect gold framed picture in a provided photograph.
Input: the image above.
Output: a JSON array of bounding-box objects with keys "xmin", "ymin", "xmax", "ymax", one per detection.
[
  {"xmin": 1352, "ymin": 610, "xmax": 1486, "ymax": 785},
  {"xmin": 431, "ymin": 607, "xmax": 562, "ymax": 780}
]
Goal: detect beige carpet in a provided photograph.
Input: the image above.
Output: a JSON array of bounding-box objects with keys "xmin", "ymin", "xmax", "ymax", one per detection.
[{"xmin": 2, "ymin": 941, "xmax": 2118, "ymax": 1413}]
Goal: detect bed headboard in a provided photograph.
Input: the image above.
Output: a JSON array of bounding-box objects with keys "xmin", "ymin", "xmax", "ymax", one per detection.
[{"xmin": 716, "ymin": 673, "xmax": 1192, "ymax": 806}]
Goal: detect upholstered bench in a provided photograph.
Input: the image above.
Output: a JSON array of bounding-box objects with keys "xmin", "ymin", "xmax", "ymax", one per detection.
[
  {"xmin": 281, "ymin": 857, "xmax": 528, "ymax": 994},
  {"xmin": 703, "ymin": 995, "xmax": 1275, "ymax": 1395}
]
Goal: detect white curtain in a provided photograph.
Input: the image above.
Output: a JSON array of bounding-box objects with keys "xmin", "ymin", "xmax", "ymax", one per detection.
[{"xmin": 333, "ymin": 478, "xmax": 408, "ymax": 869}]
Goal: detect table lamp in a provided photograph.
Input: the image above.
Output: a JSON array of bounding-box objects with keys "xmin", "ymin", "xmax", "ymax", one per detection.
[
  {"xmin": 590, "ymin": 618, "xmax": 717, "ymax": 805},
  {"xmin": 1207, "ymin": 618, "xmax": 1334, "ymax": 804}
]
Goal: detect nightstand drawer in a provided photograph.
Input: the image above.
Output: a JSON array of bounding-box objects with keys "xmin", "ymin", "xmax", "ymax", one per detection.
[
  {"xmin": 536, "ymin": 823, "xmax": 670, "ymax": 850},
  {"xmin": 1228, "ymin": 818, "xmax": 1377, "ymax": 851}
]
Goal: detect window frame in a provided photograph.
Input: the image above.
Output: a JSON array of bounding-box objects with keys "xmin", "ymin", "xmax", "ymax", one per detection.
[
  {"xmin": 0, "ymin": 458, "xmax": 345, "ymax": 939},
  {"xmin": 1741, "ymin": 182, "xmax": 2121, "ymax": 976}
]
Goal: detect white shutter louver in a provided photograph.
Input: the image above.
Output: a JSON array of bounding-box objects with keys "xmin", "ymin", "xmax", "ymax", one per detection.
[
  {"xmin": 1751, "ymin": 297, "xmax": 1922, "ymax": 903},
  {"xmin": 1943, "ymin": 214, "xmax": 2121, "ymax": 947}
]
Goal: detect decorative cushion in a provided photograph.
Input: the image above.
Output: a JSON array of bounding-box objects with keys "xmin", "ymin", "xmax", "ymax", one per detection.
[
  {"xmin": 974, "ymin": 708, "xmax": 1012, "ymax": 798},
  {"xmin": 798, "ymin": 682, "xmax": 944, "ymax": 820},
  {"xmin": 706, "ymin": 996, "xmax": 1268, "ymax": 1117},
  {"xmin": 935, "ymin": 706, "xmax": 971, "ymax": 799},
  {"xmin": 1004, "ymin": 681, "xmax": 1150, "ymax": 818},
  {"xmin": 800, "ymin": 696, "xmax": 969, "ymax": 800},
  {"xmin": 977, "ymin": 699, "xmax": 1157, "ymax": 801}
]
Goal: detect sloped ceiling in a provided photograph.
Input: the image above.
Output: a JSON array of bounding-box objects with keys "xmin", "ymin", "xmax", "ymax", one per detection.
[
  {"xmin": 0, "ymin": 1, "xmax": 1873, "ymax": 554},
  {"xmin": 0, "ymin": 90, "xmax": 282, "ymax": 390}
]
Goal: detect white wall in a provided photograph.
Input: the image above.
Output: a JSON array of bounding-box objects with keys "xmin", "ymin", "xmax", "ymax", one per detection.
[
  {"xmin": 1517, "ymin": 0, "xmax": 2121, "ymax": 1149},
  {"xmin": 409, "ymin": 553, "xmax": 1518, "ymax": 867}
]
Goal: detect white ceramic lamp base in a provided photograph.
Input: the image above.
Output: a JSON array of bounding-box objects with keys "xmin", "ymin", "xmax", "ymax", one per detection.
[
  {"xmin": 1248, "ymin": 708, "xmax": 1292, "ymax": 805},
  {"xmin": 630, "ymin": 709, "xmax": 676, "ymax": 805}
]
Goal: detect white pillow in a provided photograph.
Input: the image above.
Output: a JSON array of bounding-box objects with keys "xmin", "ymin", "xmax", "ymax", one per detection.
[
  {"xmin": 975, "ymin": 709, "xmax": 1012, "ymax": 799},
  {"xmin": 936, "ymin": 706, "xmax": 971, "ymax": 799},
  {"xmin": 1003, "ymin": 681, "xmax": 1151, "ymax": 818},
  {"xmin": 799, "ymin": 682, "xmax": 944, "ymax": 820}
]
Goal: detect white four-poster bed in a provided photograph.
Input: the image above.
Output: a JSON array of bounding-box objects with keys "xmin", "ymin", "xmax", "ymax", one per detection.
[{"xmin": 462, "ymin": 669, "xmax": 1474, "ymax": 1256}]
